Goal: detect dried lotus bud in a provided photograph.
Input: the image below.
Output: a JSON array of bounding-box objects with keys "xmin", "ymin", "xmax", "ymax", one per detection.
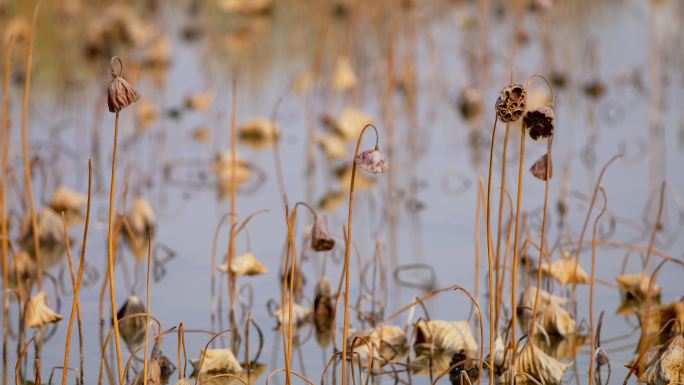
[
  {"xmin": 530, "ymin": 153, "xmax": 552, "ymax": 180},
  {"xmin": 108, "ymin": 57, "xmax": 140, "ymax": 113},
  {"xmin": 311, "ymin": 218, "xmax": 335, "ymax": 252},
  {"xmin": 355, "ymin": 145, "xmax": 389, "ymax": 174},
  {"xmin": 523, "ymin": 106, "xmax": 555, "ymax": 140},
  {"xmin": 495, "ymin": 84, "xmax": 526, "ymax": 122},
  {"xmin": 595, "ymin": 348, "xmax": 609, "ymax": 367}
]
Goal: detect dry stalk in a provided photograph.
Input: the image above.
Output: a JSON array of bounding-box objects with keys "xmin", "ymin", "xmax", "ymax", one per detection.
[
  {"xmin": 143, "ymin": 230, "xmax": 152, "ymax": 385},
  {"xmin": 485, "ymin": 117, "xmax": 498, "ymax": 385},
  {"xmin": 589, "ymin": 187, "xmax": 608, "ymax": 385}
]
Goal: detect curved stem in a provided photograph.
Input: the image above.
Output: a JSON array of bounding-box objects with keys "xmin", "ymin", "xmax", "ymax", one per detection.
[
  {"xmin": 293, "ymin": 202, "xmax": 318, "ymax": 222},
  {"xmin": 525, "ymin": 74, "xmax": 555, "ymax": 108},
  {"xmin": 589, "ymin": 187, "xmax": 608, "ymax": 385},
  {"xmin": 342, "ymin": 123, "xmax": 379, "ymax": 385}
]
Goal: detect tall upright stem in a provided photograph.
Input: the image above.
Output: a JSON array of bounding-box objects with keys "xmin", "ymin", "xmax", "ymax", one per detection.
[
  {"xmin": 342, "ymin": 124, "xmax": 379, "ymax": 385},
  {"xmin": 107, "ymin": 112, "xmax": 124, "ymax": 384},
  {"xmin": 229, "ymin": 81, "xmax": 238, "ymax": 352},
  {"xmin": 589, "ymin": 187, "xmax": 607, "ymax": 385},
  {"xmin": 494, "ymin": 123, "xmax": 511, "ymax": 332},
  {"xmin": 485, "ymin": 119, "xmax": 498, "ymax": 385}
]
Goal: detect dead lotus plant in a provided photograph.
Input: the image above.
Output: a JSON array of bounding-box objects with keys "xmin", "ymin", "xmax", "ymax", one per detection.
[
  {"xmin": 624, "ymin": 334, "xmax": 684, "ymax": 385},
  {"xmin": 413, "ymin": 320, "xmax": 478, "ymax": 357},
  {"xmin": 540, "ymin": 254, "xmax": 591, "ymax": 286},
  {"xmin": 499, "ymin": 341, "xmax": 572, "ymax": 385},
  {"xmin": 217, "ymin": 251, "xmax": 267, "ymax": 279},
  {"xmin": 189, "ymin": 349, "xmax": 242, "ymax": 374},
  {"xmin": 25, "ymin": 290, "xmax": 63, "ymax": 328}
]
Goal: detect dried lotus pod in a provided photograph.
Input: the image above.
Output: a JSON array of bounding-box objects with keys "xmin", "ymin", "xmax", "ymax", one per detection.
[
  {"xmin": 310, "ymin": 218, "xmax": 335, "ymax": 252},
  {"xmin": 50, "ymin": 187, "xmax": 87, "ymax": 213},
  {"xmin": 217, "ymin": 252, "xmax": 267, "ymax": 279},
  {"xmin": 500, "ymin": 341, "xmax": 572, "ymax": 385},
  {"xmin": 616, "ymin": 273, "xmax": 662, "ymax": 302},
  {"xmin": 535, "ymin": 304, "xmax": 576, "ymax": 337},
  {"xmin": 495, "ymin": 84, "xmax": 526, "ymax": 122},
  {"xmin": 127, "ymin": 359, "xmax": 160, "ymax": 385},
  {"xmin": 540, "ymin": 256, "xmax": 591, "ymax": 286},
  {"xmin": 108, "ymin": 57, "xmax": 141, "ymax": 113},
  {"xmin": 530, "ymin": 153, "xmax": 552, "ymax": 180},
  {"xmin": 524, "ymin": 106, "xmax": 555, "ymax": 140},
  {"xmin": 314, "ymin": 276, "xmax": 334, "ymax": 319},
  {"xmin": 625, "ymin": 335, "xmax": 684, "ymax": 384},
  {"xmin": 190, "ymin": 348, "xmax": 243, "ymax": 374},
  {"xmin": 414, "ymin": 320, "xmax": 478, "ymax": 356},
  {"xmin": 355, "ymin": 145, "xmax": 389, "ymax": 174},
  {"xmin": 25, "ymin": 291, "xmax": 63, "ymax": 328}
]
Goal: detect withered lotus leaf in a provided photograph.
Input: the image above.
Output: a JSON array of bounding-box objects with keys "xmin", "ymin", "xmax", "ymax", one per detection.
[
  {"xmin": 499, "ymin": 341, "xmax": 572, "ymax": 384},
  {"xmin": 536, "ymin": 304, "xmax": 576, "ymax": 338},
  {"xmin": 625, "ymin": 335, "xmax": 684, "ymax": 385},
  {"xmin": 217, "ymin": 252, "xmax": 267, "ymax": 278},
  {"xmin": 190, "ymin": 349, "xmax": 243, "ymax": 374},
  {"xmin": 25, "ymin": 291, "xmax": 63, "ymax": 328},
  {"xmin": 616, "ymin": 273, "xmax": 662, "ymax": 301},
  {"xmin": 273, "ymin": 302, "xmax": 312, "ymax": 328},
  {"xmin": 414, "ymin": 320, "xmax": 478, "ymax": 357},
  {"xmin": 127, "ymin": 359, "xmax": 161, "ymax": 385},
  {"xmin": 540, "ymin": 256, "xmax": 591, "ymax": 286}
]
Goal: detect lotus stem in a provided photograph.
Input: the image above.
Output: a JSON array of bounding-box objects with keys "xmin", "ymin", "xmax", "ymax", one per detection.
[{"xmin": 589, "ymin": 187, "xmax": 608, "ymax": 385}]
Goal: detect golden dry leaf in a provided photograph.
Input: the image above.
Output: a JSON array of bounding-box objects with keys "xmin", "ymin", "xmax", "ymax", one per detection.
[
  {"xmin": 535, "ymin": 333, "xmax": 590, "ymax": 362},
  {"xmin": 414, "ymin": 320, "xmax": 478, "ymax": 356},
  {"xmin": 137, "ymin": 99, "xmax": 159, "ymax": 130},
  {"xmin": 330, "ymin": 107, "xmax": 374, "ymax": 141},
  {"xmin": 332, "ymin": 57, "xmax": 357, "ymax": 91},
  {"xmin": 316, "ymin": 134, "xmax": 348, "ymax": 161},
  {"xmin": 190, "ymin": 349, "xmax": 243, "ymax": 373},
  {"xmin": 237, "ymin": 362, "xmax": 268, "ymax": 383},
  {"xmin": 273, "ymin": 302, "xmax": 312, "ymax": 328},
  {"xmin": 127, "ymin": 360, "xmax": 161, "ymax": 385},
  {"xmin": 145, "ymin": 34, "xmax": 172, "ymax": 68},
  {"xmin": 20, "ymin": 207, "xmax": 65, "ymax": 247},
  {"xmin": 217, "ymin": 252, "xmax": 267, "ymax": 278},
  {"xmin": 185, "ymin": 90, "xmax": 215, "ymax": 112},
  {"xmin": 25, "ymin": 291, "xmax": 63, "ymax": 328},
  {"xmin": 217, "ymin": 0, "xmax": 273, "ymax": 14},
  {"xmin": 518, "ymin": 286, "xmax": 569, "ymax": 317},
  {"xmin": 8, "ymin": 251, "xmax": 35, "ymax": 289},
  {"xmin": 347, "ymin": 326, "xmax": 408, "ymax": 367},
  {"xmin": 500, "ymin": 341, "xmax": 572, "ymax": 384},
  {"xmin": 173, "ymin": 378, "xmax": 191, "ymax": 385},
  {"xmin": 212, "ymin": 151, "xmax": 254, "ymax": 188},
  {"xmin": 317, "ymin": 190, "xmax": 345, "ymax": 213},
  {"xmin": 237, "ymin": 117, "xmax": 280, "ymax": 150},
  {"xmin": 128, "ymin": 197, "xmax": 156, "ymax": 237},
  {"xmin": 639, "ymin": 301, "xmax": 684, "ymax": 335},
  {"xmin": 625, "ymin": 335, "xmax": 684, "ymax": 385},
  {"xmin": 50, "ymin": 187, "xmax": 87, "ymax": 213},
  {"xmin": 540, "ymin": 256, "xmax": 591, "ymax": 286},
  {"xmin": 192, "ymin": 126, "xmax": 212, "ymax": 143},
  {"xmin": 536, "ymin": 304, "xmax": 576, "ymax": 337},
  {"xmin": 314, "ymin": 276, "xmax": 334, "ymax": 319},
  {"xmin": 616, "ymin": 273, "xmax": 662, "ymax": 301},
  {"xmin": 337, "ymin": 164, "xmax": 375, "ymax": 192}
]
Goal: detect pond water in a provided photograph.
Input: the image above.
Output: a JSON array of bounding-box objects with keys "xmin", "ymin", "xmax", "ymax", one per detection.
[{"xmin": 2, "ymin": 0, "xmax": 684, "ymax": 384}]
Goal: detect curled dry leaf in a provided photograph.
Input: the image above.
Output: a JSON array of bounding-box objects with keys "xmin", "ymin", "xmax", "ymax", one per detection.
[
  {"xmin": 490, "ymin": 334, "xmax": 505, "ymax": 372},
  {"xmin": 616, "ymin": 273, "xmax": 662, "ymax": 302},
  {"xmin": 20, "ymin": 207, "xmax": 66, "ymax": 247},
  {"xmin": 518, "ymin": 286, "xmax": 569, "ymax": 318},
  {"xmin": 457, "ymin": 87, "xmax": 483, "ymax": 121},
  {"xmin": 85, "ymin": 4, "xmax": 155, "ymax": 53},
  {"xmin": 25, "ymin": 291, "xmax": 63, "ymax": 328},
  {"xmin": 144, "ymin": 34, "xmax": 172, "ymax": 68},
  {"xmin": 217, "ymin": 252, "xmax": 268, "ymax": 278},
  {"xmin": 316, "ymin": 134, "xmax": 348, "ymax": 161},
  {"xmin": 173, "ymin": 378, "xmax": 191, "ymax": 385},
  {"xmin": 127, "ymin": 359, "xmax": 161, "ymax": 385},
  {"xmin": 237, "ymin": 117, "xmax": 280, "ymax": 150},
  {"xmin": 273, "ymin": 302, "xmax": 312, "ymax": 328},
  {"xmin": 535, "ymin": 304, "xmax": 576, "ymax": 337},
  {"xmin": 639, "ymin": 301, "xmax": 684, "ymax": 335},
  {"xmin": 310, "ymin": 218, "xmax": 335, "ymax": 252},
  {"xmin": 530, "ymin": 153, "xmax": 552, "ymax": 180},
  {"xmin": 117, "ymin": 295, "xmax": 147, "ymax": 347},
  {"xmin": 128, "ymin": 197, "xmax": 156, "ymax": 237},
  {"xmin": 8, "ymin": 251, "xmax": 35, "ymax": 295},
  {"xmin": 624, "ymin": 335, "xmax": 684, "ymax": 385},
  {"xmin": 185, "ymin": 90, "xmax": 215, "ymax": 112},
  {"xmin": 332, "ymin": 56, "xmax": 357, "ymax": 91},
  {"xmin": 325, "ymin": 107, "xmax": 373, "ymax": 141},
  {"xmin": 414, "ymin": 320, "xmax": 478, "ymax": 357},
  {"xmin": 348, "ymin": 325, "xmax": 408, "ymax": 366},
  {"xmin": 190, "ymin": 349, "xmax": 243, "ymax": 374},
  {"xmin": 336, "ymin": 164, "xmax": 375, "ymax": 192},
  {"xmin": 50, "ymin": 187, "xmax": 87, "ymax": 213},
  {"xmin": 540, "ymin": 256, "xmax": 591, "ymax": 286},
  {"xmin": 499, "ymin": 341, "xmax": 572, "ymax": 385},
  {"xmin": 355, "ymin": 147, "xmax": 389, "ymax": 174}
]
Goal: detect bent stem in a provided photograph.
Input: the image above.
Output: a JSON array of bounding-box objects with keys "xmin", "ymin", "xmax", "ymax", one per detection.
[{"xmin": 341, "ymin": 124, "xmax": 379, "ymax": 385}]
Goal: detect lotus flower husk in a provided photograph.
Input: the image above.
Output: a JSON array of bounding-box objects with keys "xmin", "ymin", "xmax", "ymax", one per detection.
[
  {"xmin": 326, "ymin": 107, "xmax": 373, "ymax": 141},
  {"xmin": 624, "ymin": 335, "xmax": 684, "ymax": 385},
  {"xmin": 127, "ymin": 359, "xmax": 161, "ymax": 385},
  {"xmin": 217, "ymin": 0, "xmax": 273, "ymax": 14},
  {"xmin": 273, "ymin": 302, "xmax": 311, "ymax": 328},
  {"xmin": 616, "ymin": 273, "xmax": 662, "ymax": 302},
  {"xmin": 127, "ymin": 197, "xmax": 156, "ymax": 237},
  {"xmin": 237, "ymin": 117, "xmax": 280, "ymax": 150},
  {"xmin": 518, "ymin": 286, "xmax": 569, "ymax": 318},
  {"xmin": 108, "ymin": 74, "xmax": 141, "ymax": 113},
  {"xmin": 185, "ymin": 90, "xmax": 215, "ymax": 112},
  {"xmin": 530, "ymin": 154, "xmax": 552, "ymax": 180},
  {"xmin": 217, "ymin": 252, "xmax": 267, "ymax": 278},
  {"xmin": 347, "ymin": 326, "xmax": 408, "ymax": 367},
  {"xmin": 540, "ymin": 256, "xmax": 591, "ymax": 286},
  {"xmin": 50, "ymin": 187, "xmax": 87, "ymax": 213},
  {"xmin": 332, "ymin": 56, "xmax": 357, "ymax": 91},
  {"xmin": 212, "ymin": 151, "xmax": 253, "ymax": 187},
  {"xmin": 137, "ymin": 99, "xmax": 159, "ymax": 130},
  {"xmin": 355, "ymin": 147, "xmax": 389, "ymax": 174},
  {"xmin": 25, "ymin": 291, "xmax": 63, "ymax": 328},
  {"xmin": 116, "ymin": 294, "xmax": 146, "ymax": 348},
  {"xmin": 20, "ymin": 207, "xmax": 66, "ymax": 247},
  {"xmin": 638, "ymin": 301, "xmax": 684, "ymax": 336},
  {"xmin": 499, "ymin": 341, "xmax": 572, "ymax": 385},
  {"xmin": 314, "ymin": 276, "xmax": 334, "ymax": 319},
  {"xmin": 190, "ymin": 349, "xmax": 243, "ymax": 374},
  {"xmin": 414, "ymin": 320, "xmax": 478, "ymax": 357},
  {"xmin": 336, "ymin": 164, "xmax": 375, "ymax": 192},
  {"xmin": 317, "ymin": 190, "xmax": 345, "ymax": 213},
  {"xmin": 316, "ymin": 134, "xmax": 347, "ymax": 161},
  {"xmin": 310, "ymin": 219, "xmax": 335, "ymax": 252},
  {"xmin": 535, "ymin": 304, "xmax": 576, "ymax": 337}
]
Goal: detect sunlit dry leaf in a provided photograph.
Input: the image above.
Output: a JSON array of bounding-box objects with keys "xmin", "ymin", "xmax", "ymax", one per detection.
[
  {"xmin": 237, "ymin": 117, "xmax": 280, "ymax": 150},
  {"xmin": 138, "ymin": 99, "xmax": 159, "ymax": 130},
  {"xmin": 192, "ymin": 126, "xmax": 212, "ymax": 143},
  {"xmin": 316, "ymin": 134, "xmax": 348, "ymax": 161},
  {"xmin": 217, "ymin": 252, "xmax": 268, "ymax": 278},
  {"xmin": 20, "ymin": 207, "xmax": 65, "ymax": 247},
  {"xmin": 173, "ymin": 378, "xmax": 191, "ymax": 385},
  {"xmin": 190, "ymin": 349, "xmax": 243, "ymax": 374},
  {"xmin": 237, "ymin": 362, "xmax": 268, "ymax": 383},
  {"xmin": 499, "ymin": 341, "xmax": 572, "ymax": 384},
  {"xmin": 314, "ymin": 276, "xmax": 334, "ymax": 319},
  {"xmin": 639, "ymin": 301, "xmax": 684, "ymax": 335},
  {"xmin": 273, "ymin": 302, "xmax": 312, "ymax": 328},
  {"xmin": 217, "ymin": 0, "xmax": 273, "ymax": 14},
  {"xmin": 326, "ymin": 107, "xmax": 374, "ymax": 141},
  {"xmin": 50, "ymin": 187, "xmax": 87, "ymax": 213},
  {"xmin": 185, "ymin": 90, "xmax": 215, "ymax": 112},
  {"xmin": 540, "ymin": 256, "xmax": 590, "ymax": 286},
  {"xmin": 348, "ymin": 325, "xmax": 408, "ymax": 367},
  {"xmin": 490, "ymin": 334, "xmax": 505, "ymax": 371},
  {"xmin": 8, "ymin": 251, "xmax": 35, "ymax": 297},
  {"xmin": 127, "ymin": 359, "xmax": 161, "ymax": 385},
  {"xmin": 518, "ymin": 286, "xmax": 569, "ymax": 318},
  {"xmin": 144, "ymin": 34, "xmax": 172, "ymax": 68},
  {"xmin": 336, "ymin": 164, "xmax": 375, "ymax": 192},
  {"xmin": 457, "ymin": 87, "xmax": 483, "ymax": 121},
  {"xmin": 414, "ymin": 320, "xmax": 478, "ymax": 357},
  {"xmin": 536, "ymin": 304, "xmax": 576, "ymax": 337},
  {"xmin": 25, "ymin": 291, "xmax": 63, "ymax": 328},
  {"xmin": 128, "ymin": 197, "xmax": 156, "ymax": 237},
  {"xmin": 625, "ymin": 335, "xmax": 684, "ymax": 385},
  {"xmin": 212, "ymin": 151, "xmax": 254, "ymax": 188},
  {"xmin": 332, "ymin": 56, "xmax": 357, "ymax": 91},
  {"xmin": 616, "ymin": 273, "xmax": 662, "ymax": 302},
  {"xmin": 317, "ymin": 190, "xmax": 345, "ymax": 213},
  {"xmin": 86, "ymin": 4, "xmax": 155, "ymax": 50}
]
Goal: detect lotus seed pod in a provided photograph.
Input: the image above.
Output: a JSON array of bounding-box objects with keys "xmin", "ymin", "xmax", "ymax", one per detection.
[
  {"xmin": 495, "ymin": 84, "xmax": 526, "ymax": 122},
  {"xmin": 524, "ymin": 106, "xmax": 555, "ymax": 140}
]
